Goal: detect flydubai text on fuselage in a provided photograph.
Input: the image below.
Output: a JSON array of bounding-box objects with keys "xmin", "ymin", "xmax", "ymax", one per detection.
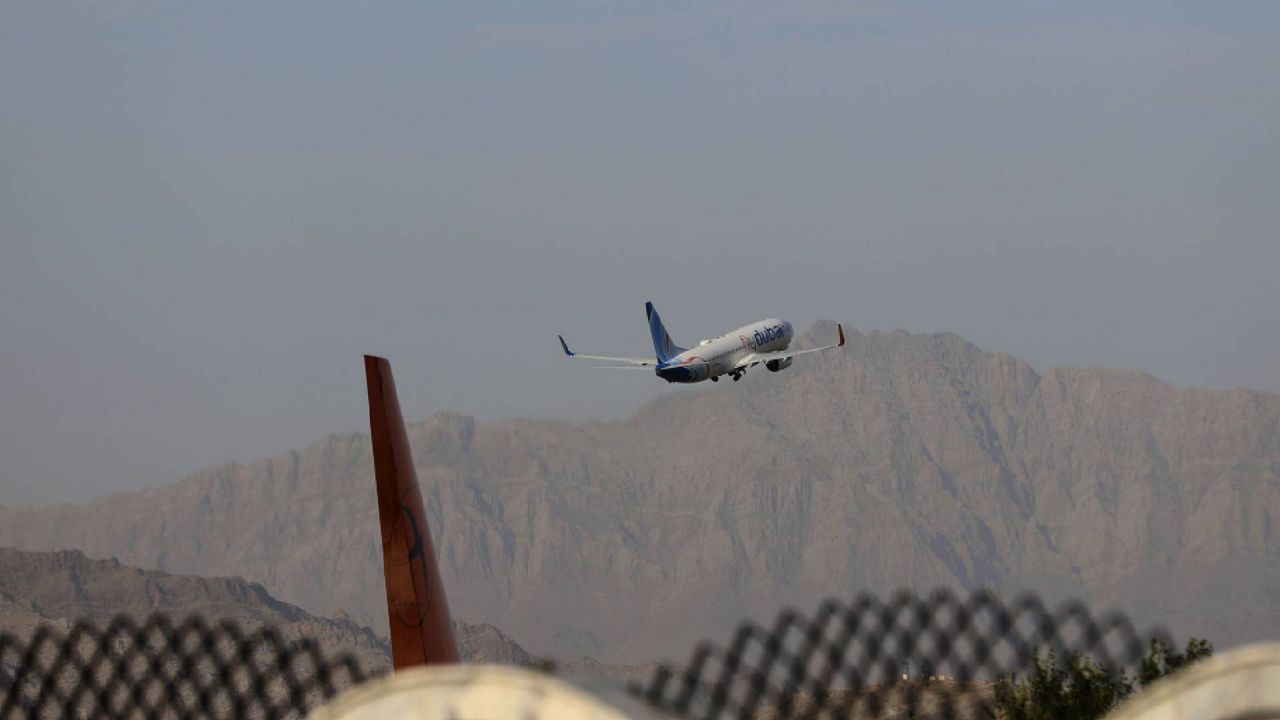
[{"xmin": 558, "ymin": 302, "xmax": 845, "ymax": 383}]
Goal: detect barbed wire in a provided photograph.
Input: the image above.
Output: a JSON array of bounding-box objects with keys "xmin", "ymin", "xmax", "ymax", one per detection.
[
  {"xmin": 633, "ymin": 589, "xmax": 1175, "ymax": 720},
  {"xmin": 0, "ymin": 615, "xmax": 366, "ymax": 719}
]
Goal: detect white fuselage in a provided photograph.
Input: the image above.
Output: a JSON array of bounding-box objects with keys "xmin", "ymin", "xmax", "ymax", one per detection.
[{"xmin": 657, "ymin": 319, "xmax": 794, "ymax": 383}]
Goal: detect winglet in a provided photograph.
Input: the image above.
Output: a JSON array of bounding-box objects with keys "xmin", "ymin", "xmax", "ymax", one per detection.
[
  {"xmin": 365, "ymin": 355, "xmax": 461, "ymax": 668},
  {"xmin": 558, "ymin": 335, "xmax": 574, "ymax": 357},
  {"xmin": 837, "ymin": 323, "xmax": 846, "ymax": 347}
]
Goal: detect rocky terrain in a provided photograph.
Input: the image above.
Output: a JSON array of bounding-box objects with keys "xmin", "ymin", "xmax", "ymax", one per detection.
[
  {"xmin": 0, "ymin": 548, "xmax": 530, "ymax": 672},
  {"xmin": 1, "ymin": 325, "xmax": 1276, "ymax": 663}
]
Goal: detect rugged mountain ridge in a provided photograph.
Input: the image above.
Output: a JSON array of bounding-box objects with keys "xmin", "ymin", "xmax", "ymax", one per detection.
[
  {"xmin": 0, "ymin": 547, "xmax": 532, "ymax": 670},
  {"xmin": 1, "ymin": 325, "xmax": 1276, "ymax": 662}
]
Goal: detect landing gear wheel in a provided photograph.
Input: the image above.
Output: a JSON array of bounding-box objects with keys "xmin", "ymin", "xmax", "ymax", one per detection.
[
  {"xmin": 732, "ymin": 373, "xmax": 742, "ymax": 382},
  {"xmin": 710, "ymin": 376, "xmax": 718, "ymax": 382}
]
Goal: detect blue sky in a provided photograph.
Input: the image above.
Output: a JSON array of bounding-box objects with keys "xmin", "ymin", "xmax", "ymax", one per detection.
[{"xmin": 2, "ymin": 1, "xmax": 1277, "ymax": 503}]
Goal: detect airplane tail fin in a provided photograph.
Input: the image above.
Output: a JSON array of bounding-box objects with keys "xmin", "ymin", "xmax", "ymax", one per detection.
[
  {"xmin": 645, "ymin": 301, "xmax": 685, "ymax": 364},
  {"xmin": 365, "ymin": 355, "xmax": 461, "ymax": 668}
]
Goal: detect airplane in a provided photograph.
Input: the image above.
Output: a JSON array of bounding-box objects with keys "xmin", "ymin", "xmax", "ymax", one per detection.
[{"xmin": 558, "ymin": 302, "xmax": 845, "ymax": 383}]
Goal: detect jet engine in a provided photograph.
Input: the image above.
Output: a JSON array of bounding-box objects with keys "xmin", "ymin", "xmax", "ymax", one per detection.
[{"xmin": 765, "ymin": 357, "xmax": 793, "ymax": 372}]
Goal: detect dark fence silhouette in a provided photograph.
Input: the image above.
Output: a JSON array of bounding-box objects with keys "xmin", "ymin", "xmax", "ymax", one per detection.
[
  {"xmin": 633, "ymin": 589, "xmax": 1175, "ymax": 720},
  {"xmin": 0, "ymin": 616, "xmax": 366, "ymax": 719},
  {"xmin": 0, "ymin": 591, "xmax": 1176, "ymax": 720}
]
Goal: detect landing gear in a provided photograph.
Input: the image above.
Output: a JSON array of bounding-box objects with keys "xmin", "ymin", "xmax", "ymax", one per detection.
[
  {"xmin": 710, "ymin": 376, "xmax": 718, "ymax": 382},
  {"xmin": 731, "ymin": 370, "xmax": 744, "ymax": 382}
]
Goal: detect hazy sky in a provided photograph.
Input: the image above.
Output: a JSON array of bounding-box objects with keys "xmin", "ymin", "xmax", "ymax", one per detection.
[{"xmin": 2, "ymin": 2, "xmax": 1277, "ymax": 504}]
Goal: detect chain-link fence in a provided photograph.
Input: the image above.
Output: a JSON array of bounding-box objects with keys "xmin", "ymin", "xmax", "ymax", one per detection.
[
  {"xmin": 0, "ymin": 591, "xmax": 1181, "ymax": 720},
  {"xmin": 0, "ymin": 616, "xmax": 366, "ymax": 719},
  {"xmin": 633, "ymin": 589, "xmax": 1175, "ymax": 720}
]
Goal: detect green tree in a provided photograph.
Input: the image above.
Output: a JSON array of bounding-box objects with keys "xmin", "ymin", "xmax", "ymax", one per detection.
[
  {"xmin": 1137, "ymin": 638, "xmax": 1214, "ymax": 689},
  {"xmin": 991, "ymin": 638, "xmax": 1212, "ymax": 720},
  {"xmin": 992, "ymin": 650, "xmax": 1131, "ymax": 720}
]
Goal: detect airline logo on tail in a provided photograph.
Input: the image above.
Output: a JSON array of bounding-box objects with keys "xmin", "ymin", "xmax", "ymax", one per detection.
[
  {"xmin": 364, "ymin": 355, "xmax": 461, "ymax": 668},
  {"xmin": 646, "ymin": 301, "xmax": 685, "ymax": 364}
]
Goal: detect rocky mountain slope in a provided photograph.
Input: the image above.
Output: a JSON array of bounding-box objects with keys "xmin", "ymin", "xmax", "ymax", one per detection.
[
  {"xmin": 0, "ymin": 548, "xmax": 530, "ymax": 671},
  {"xmin": 1, "ymin": 325, "xmax": 1276, "ymax": 662}
]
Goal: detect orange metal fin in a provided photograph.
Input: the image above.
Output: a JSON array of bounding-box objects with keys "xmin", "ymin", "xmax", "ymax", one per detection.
[{"xmin": 364, "ymin": 355, "xmax": 461, "ymax": 668}]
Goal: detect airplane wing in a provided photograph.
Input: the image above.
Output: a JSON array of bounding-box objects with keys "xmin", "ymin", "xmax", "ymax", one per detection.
[
  {"xmin": 558, "ymin": 335, "xmax": 656, "ymax": 366},
  {"xmin": 737, "ymin": 324, "xmax": 846, "ymax": 368}
]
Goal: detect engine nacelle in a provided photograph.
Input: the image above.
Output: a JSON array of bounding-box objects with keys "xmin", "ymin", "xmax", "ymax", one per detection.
[{"xmin": 765, "ymin": 357, "xmax": 793, "ymax": 372}]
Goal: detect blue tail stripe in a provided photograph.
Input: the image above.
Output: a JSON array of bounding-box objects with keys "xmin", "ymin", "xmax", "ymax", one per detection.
[{"xmin": 645, "ymin": 301, "xmax": 684, "ymax": 364}]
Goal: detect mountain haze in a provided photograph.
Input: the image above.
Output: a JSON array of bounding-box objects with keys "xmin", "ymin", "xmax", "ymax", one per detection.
[
  {"xmin": 1, "ymin": 325, "xmax": 1277, "ymax": 662},
  {"xmin": 0, "ymin": 547, "xmax": 532, "ymax": 670}
]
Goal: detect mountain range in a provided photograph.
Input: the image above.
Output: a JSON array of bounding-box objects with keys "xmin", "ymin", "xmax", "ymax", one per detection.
[
  {"xmin": 0, "ymin": 547, "xmax": 534, "ymax": 672},
  {"xmin": 1, "ymin": 324, "xmax": 1276, "ymax": 663}
]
